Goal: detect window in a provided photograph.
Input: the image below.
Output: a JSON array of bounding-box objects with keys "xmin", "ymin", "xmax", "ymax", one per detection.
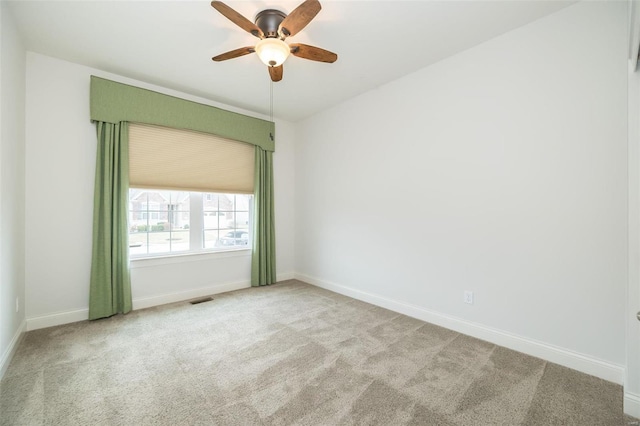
[
  {"xmin": 129, "ymin": 189, "xmax": 252, "ymax": 257},
  {"xmin": 127, "ymin": 124, "xmax": 255, "ymax": 259},
  {"xmin": 203, "ymin": 194, "xmax": 251, "ymax": 249}
]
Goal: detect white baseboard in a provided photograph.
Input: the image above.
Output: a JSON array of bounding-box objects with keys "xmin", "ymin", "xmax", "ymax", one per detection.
[
  {"xmin": 0, "ymin": 320, "xmax": 26, "ymax": 380},
  {"xmin": 277, "ymin": 271, "xmax": 295, "ymax": 281},
  {"xmin": 26, "ymin": 280, "xmax": 251, "ymax": 331},
  {"xmin": 26, "ymin": 308, "xmax": 89, "ymax": 331},
  {"xmin": 295, "ymin": 272, "xmax": 625, "ymax": 385},
  {"xmin": 132, "ymin": 280, "xmax": 251, "ymax": 310},
  {"xmin": 134, "ymin": 272, "xmax": 295, "ymax": 310},
  {"xmin": 25, "ymin": 273, "xmax": 296, "ymax": 331},
  {"xmin": 626, "ymin": 392, "xmax": 640, "ymax": 419}
]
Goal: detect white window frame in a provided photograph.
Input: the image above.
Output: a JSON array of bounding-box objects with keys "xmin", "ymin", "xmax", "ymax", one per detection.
[{"xmin": 129, "ymin": 190, "xmax": 253, "ymax": 260}]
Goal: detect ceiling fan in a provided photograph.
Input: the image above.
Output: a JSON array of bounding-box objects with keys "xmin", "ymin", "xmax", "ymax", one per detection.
[{"xmin": 211, "ymin": 0, "xmax": 338, "ymax": 82}]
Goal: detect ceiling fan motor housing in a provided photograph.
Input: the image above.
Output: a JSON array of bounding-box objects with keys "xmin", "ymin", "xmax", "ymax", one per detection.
[
  {"xmin": 255, "ymin": 9, "xmax": 287, "ymax": 38},
  {"xmin": 211, "ymin": 0, "xmax": 337, "ymax": 82}
]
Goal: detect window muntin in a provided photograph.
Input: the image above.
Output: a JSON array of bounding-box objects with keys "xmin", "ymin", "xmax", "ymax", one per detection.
[{"xmin": 129, "ymin": 189, "xmax": 251, "ymax": 258}]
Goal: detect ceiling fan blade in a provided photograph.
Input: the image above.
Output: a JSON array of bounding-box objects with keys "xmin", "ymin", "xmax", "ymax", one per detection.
[
  {"xmin": 269, "ymin": 65, "xmax": 283, "ymax": 82},
  {"xmin": 278, "ymin": 0, "xmax": 321, "ymax": 38},
  {"xmin": 211, "ymin": 1, "xmax": 264, "ymax": 39},
  {"xmin": 212, "ymin": 46, "xmax": 255, "ymax": 62},
  {"xmin": 289, "ymin": 43, "xmax": 337, "ymax": 63}
]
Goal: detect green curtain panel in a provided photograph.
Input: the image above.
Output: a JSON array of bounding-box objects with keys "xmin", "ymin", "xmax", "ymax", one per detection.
[
  {"xmin": 251, "ymin": 146, "xmax": 277, "ymax": 286},
  {"xmin": 89, "ymin": 121, "xmax": 132, "ymax": 320}
]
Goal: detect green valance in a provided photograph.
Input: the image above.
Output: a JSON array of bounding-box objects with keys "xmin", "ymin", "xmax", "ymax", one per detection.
[{"xmin": 90, "ymin": 76, "xmax": 275, "ymax": 152}]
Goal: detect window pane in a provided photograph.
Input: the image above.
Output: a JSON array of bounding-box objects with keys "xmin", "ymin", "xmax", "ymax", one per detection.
[
  {"xmin": 170, "ymin": 230, "xmax": 190, "ymax": 252},
  {"xmin": 149, "ymin": 213, "xmax": 169, "ymax": 232},
  {"xmin": 219, "ymin": 223, "xmax": 233, "ymax": 232},
  {"xmin": 156, "ymin": 190, "xmax": 172, "ymax": 203},
  {"xmin": 129, "ymin": 189, "xmax": 148, "ymax": 254},
  {"xmin": 236, "ymin": 194, "xmax": 250, "ymax": 210},
  {"xmin": 148, "ymin": 232, "xmax": 172, "ymax": 253},
  {"xmin": 203, "ymin": 230, "xmax": 219, "ymax": 249},
  {"xmin": 129, "ymin": 232, "xmax": 147, "ymax": 255},
  {"xmin": 203, "ymin": 211, "xmax": 219, "ymax": 230},
  {"xmin": 218, "ymin": 229, "xmax": 250, "ymax": 247},
  {"xmin": 203, "ymin": 194, "xmax": 220, "ymax": 210},
  {"xmin": 219, "ymin": 194, "xmax": 234, "ymax": 210},
  {"xmin": 235, "ymin": 212, "xmax": 250, "ymax": 229},
  {"xmin": 170, "ymin": 191, "xmax": 190, "ymax": 208}
]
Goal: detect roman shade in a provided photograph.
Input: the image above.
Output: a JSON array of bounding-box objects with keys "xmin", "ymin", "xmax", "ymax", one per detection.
[{"xmin": 129, "ymin": 123, "xmax": 255, "ymax": 194}]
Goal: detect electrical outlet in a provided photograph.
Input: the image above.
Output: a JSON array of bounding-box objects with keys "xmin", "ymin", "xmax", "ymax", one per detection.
[
  {"xmin": 463, "ymin": 291, "xmax": 473, "ymax": 305},
  {"xmin": 16, "ymin": 297, "xmax": 19, "ymax": 313}
]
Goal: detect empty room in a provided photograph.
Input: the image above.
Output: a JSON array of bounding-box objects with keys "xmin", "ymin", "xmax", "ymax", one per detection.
[{"xmin": 1, "ymin": 0, "xmax": 640, "ymax": 424}]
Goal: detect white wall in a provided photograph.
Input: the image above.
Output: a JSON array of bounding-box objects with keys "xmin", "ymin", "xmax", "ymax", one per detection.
[
  {"xmin": 0, "ymin": 3, "xmax": 26, "ymax": 376},
  {"xmin": 25, "ymin": 53, "xmax": 295, "ymax": 329},
  {"xmin": 626, "ymin": 0, "xmax": 640, "ymax": 413},
  {"xmin": 295, "ymin": 1, "xmax": 627, "ymax": 381},
  {"xmin": 627, "ymin": 64, "xmax": 640, "ymax": 417}
]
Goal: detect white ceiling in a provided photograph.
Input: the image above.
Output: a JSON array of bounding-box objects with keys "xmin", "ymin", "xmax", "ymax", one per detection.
[{"xmin": 7, "ymin": 0, "xmax": 575, "ymax": 122}]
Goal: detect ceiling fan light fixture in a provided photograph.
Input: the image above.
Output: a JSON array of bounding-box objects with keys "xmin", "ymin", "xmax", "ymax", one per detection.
[{"xmin": 255, "ymin": 38, "xmax": 290, "ymax": 67}]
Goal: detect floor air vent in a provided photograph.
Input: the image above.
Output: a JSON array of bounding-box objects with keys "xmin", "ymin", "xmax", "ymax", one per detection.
[{"xmin": 189, "ymin": 297, "xmax": 213, "ymax": 305}]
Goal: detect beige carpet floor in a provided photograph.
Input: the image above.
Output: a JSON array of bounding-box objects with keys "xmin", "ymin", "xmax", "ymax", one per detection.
[{"xmin": 0, "ymin": 280, "xmax": 636, "ymax": 425}]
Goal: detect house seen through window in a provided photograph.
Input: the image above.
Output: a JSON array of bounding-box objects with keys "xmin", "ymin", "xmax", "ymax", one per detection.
[{"xmin": 129, "ymin": 189, "xmax": 251, "ymax": 257}]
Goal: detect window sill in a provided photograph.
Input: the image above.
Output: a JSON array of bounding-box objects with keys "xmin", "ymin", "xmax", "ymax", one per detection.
[{"xmin": 129, "ymin": 248, "xmax": 251, "ymax": 269}]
